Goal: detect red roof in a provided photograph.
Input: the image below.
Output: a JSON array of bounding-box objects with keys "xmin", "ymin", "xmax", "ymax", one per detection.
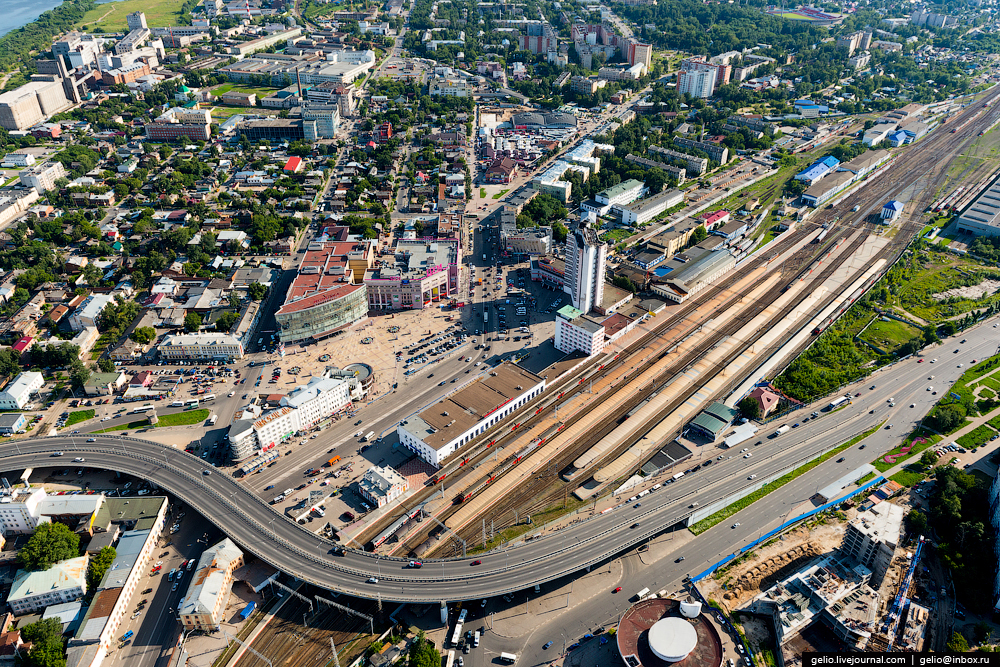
[
  {"xmin": 283, "ymin": 156, "xmax": 302, "ymax": 173},
  {"xmin": 12, "ymin": 336, "xmax": 32, "ymax": 353},
  {"xmin": 701, "ymin": 210, "xmax": 730, "ymax": 225},
  {"xmin": 276, "ymin": 283, "xmax": 365, "ymax": 315}
]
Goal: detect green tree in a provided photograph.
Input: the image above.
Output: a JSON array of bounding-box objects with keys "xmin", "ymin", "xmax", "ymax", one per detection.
[
  {"xmin": 928, "ymin": 404, "xmax": 966, "ymax": 433},
  {"xmin": 906, "ymin": 509, "xmax": 928, "ymax": 534},
  {"xmin": 407, "ymin": 632, "xmax": 440, "ymax": 667},
  {"xmin": 18, "ymin": 523, "xmax": 80, "ymax": 571},
  {"xmin": 20, "ymin": 617, "xmax": 66, "ymax": 667},
  {"xmin": 97, "ymin": 357, "xmax": 115, "ymax": 374},
  {"xmin": 216, "ymin": 311, "xmax": 239, "ymax": 333},
  {"xmin": 0, "ymin": 349, "xmax": 21, "ymax": 378},
  {"xmin": 738, "ymin": 396, "xmax": 761, "ymax": 421},
  {"xmin": 129, "ymin": 327, "xmax": 156, "ymax": 345},
  {"xmin": 919, "ymin": 450, "xmax": 938, "ymax": 468},
  {"xmin": 248, "ymin": 282, "xmax": 267, "ymax": 301},
  {"xmin": 690, "ymin": 225, "xmax": 708, "ymax": 244},
  {"xmin": 184, "ymin": 312, "xmax": 202, "ymax": 332},
  {"xmin": 947, "ymin": 631, "xmax": 970, "ymax": 652},
  {"xmin": 69, "ymin": 358, "xmax": 90, "ymax": 389},
  {"xmin": 552, "ymin": 221, "xmax": 569, "ymax": 244},
  {"xmin": 85, "ymin": 546, "xmax": 116, "ymax": 595}
]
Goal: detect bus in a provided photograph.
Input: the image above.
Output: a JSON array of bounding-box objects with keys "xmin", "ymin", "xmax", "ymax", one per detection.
[
  {"xmin": 203, "ymin": 393, "xmax": 216, "ymax": 402},
  {"xmin": 363, "ymin": 431, "xmax": 375, "ymax": 442},
  {"xmin": 131, "ymin": 405, "xmax": 154, "ymax": 414},
  {"xmin": 185, "ymin": 400, "xmax": 200, "ymax": 410},
  {"xmin": 499, "ymin": 652, "xmax": 517, "ymax": 664},
  {"xmin": 209, "ymin": 414, "xmax": 218, "ymax": 426},
  {"xmin": 445, "ymin": 650, "xmax": 456, "ymax": 667}
]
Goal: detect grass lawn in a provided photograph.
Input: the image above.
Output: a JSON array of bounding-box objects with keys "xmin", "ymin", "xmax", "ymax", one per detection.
[
  {"xmin": 858, "ymin": 318, "xmax": 921, "ymax": 353},
  {"xmin": 601, "ymin": 228, "xmax": 632, "ymax": 244},
  {"xmin": 956, "ymin": 424, "xmax": 997, "ymax": 449},
  {"xmin": 77, "ymin": 0, "xmax": 185, "ymax": 31},
  {"xmin": 895, "ymin": 250, "xmax": 1000, "ymax": 322},
  {"xmin": 479, "ymin": 188, "xmax": 487, "ymax": 198},
  {"xmin": 871, "ymin": 428, "xmax": 940, "ymax": 472},
  {"xmin": 492, "ymin": 189, "xmax": 510, "ymax": 200},
  {"xmin": 64, "ymin": 410, "xmax": 95, "ymax": 428},
  {"xmin": 890, "ymin": 468, "xmax": 927, "ymax": 487},
  {"xmin": 97, "ymin": 409, "xmax": 210, "ymax": 432}
]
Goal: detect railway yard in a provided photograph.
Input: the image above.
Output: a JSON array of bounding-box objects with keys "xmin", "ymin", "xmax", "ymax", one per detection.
[{"xmin": 358, "ymin": 89, "xmax": 1000, "ymax": 561}]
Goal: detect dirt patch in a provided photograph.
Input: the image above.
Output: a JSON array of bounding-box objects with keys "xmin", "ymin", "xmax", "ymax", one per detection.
[
  {"xmin": 931, "ymin": 278, "xmax": 1000, "ymax": 301},
  {"xmin": 699, "ymin": 518, "xmax": 850, "ymax": 612}
]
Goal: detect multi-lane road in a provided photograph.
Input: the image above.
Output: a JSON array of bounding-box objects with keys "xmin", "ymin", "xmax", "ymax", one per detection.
[{"xmin": 5, "ymin": 313, "xmax": 995, "ymax": 603}]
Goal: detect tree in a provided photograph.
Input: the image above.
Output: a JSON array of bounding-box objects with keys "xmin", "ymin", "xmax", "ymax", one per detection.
[
  {"xmin": 86, "ymin": 546, "xmax": 116, "ymax": 595},
  {"xmin": 248, "ymin": 282, "xmax": 267, "ymax": 301},
  {"xmin": 184, "ymin": 312, "xmax": 202, "ymax": 332},
  {"xmin": 928, "ymin": 404, "xmax": 966, "ymax": 432},
  {"xmin": 129, "ymin": 327, "xmax": 156, "ymax": 345},
  {"xmin": 228, "ymin": 290, "xmax": 242, "ymax": 309},
  {"xmin": 552, "ymin": 221, "xmax": 569, "ymax": 244},
  {"xmin": 906, "ymin": 508, "xmax": 928, "ymax": 534},
  {"xmin": 216, "ymin": 311, "xmax": 239, "ymax": 333},
  {"xmin": 18, "ymin": 523, "xmax": 80, "ymax": 571},
  {"xmin": 738, "ymin": 396, "xmax": 761, "ymax": 421},
  {"xmin": 407, "ymin": 632, "xmax": 440, "ymax": 667},
  {"xmin": 947, "ymin": 631, "xmax": 970, "ymax": 653},
  {"xmin": 97, "ymin": 357, "xmax": 115, "ymax": 374},
  {"xmin": 20, "ymin": 617, "xmax": 66, "ymax": 667},
  {"xmin": 69, "ymin": 358, "xmax": 90, "ymax": 390},
  {"xmin": 690, "ymin": 225, "xmax": 708, "ymax": 245},
  {"xmin": 919, "ymin": 450, "xmax": 938, "ymax": 468}
]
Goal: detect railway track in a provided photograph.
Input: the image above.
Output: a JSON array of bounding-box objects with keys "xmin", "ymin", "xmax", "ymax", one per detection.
[
  {"xmin": 365, "ymin": 87, "xmax": 1000, "ymax": 558},
  {"xmin": 430, "ymin": 96, "xmax": 1000, "ymax": 551},
  {"xmin": 234, "ymin": 591, "xmax": 378, "ymax": 667}
]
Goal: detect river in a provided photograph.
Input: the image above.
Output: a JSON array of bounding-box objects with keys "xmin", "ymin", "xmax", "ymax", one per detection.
[{"xmin": 0, "ymin": 0, "xmax": 70, "ymax": 38}]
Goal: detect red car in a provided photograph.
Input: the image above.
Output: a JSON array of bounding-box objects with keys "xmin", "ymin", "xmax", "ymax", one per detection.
[
  {"xmin": 613, "ymin": 587, "xmax": 622, "ymax": 593},
  {"xmin": 471, "ymin": 560, "xmax": 482, "ymax": 566}
]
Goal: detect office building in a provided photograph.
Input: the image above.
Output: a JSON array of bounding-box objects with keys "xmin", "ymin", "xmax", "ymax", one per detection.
[
  {"xmin": 126, "ymin": 11, "xmax": 147, "ymax": 30},
  {"xmin": 397, "ymin": 364, "xmax": 545, "ymax": 467},
  {"xmin": 617, "ymin": 188, "xmax": 684, "ymax": 226},
  {"xmin": 564, "ymin": 221, "xmax": 607, "ymax": 314},
  {"xmin": 145, "ymin": 107, "xmax": 212, "ymax": 142},
  {"xmin": 178, "ymin": 539, "xmax": 244, "ymax": 631},
  {"xmin": 429, "ymin": 77, "xmax": 470, "ymax": 97},
  {"xmin": 8, "ymin": 556, "xmax": 89, "ymax": 614},
  {"xmin": 301, "ymin": 103, "xmax": 341, "ymax": 140},
  {"xmin": 836, "ymin": 30, "xmax": 865, "ymax": 55},
  {"xmin": 359, "ymin": 465, "xmax": 409, "ymax": 508},
  {"xmin": 364, "ymin": 239, "xmax": 461, "ymax": 310},
  {"xmin": 582, "ymin": 179, "xmax": 646, "ymax": 216},
  {"xmin": 626, "ymin": 41, "xmax": 653, "ymax": 69},
  {"xmin": 648, "ymin": 145, "xmax": 708, "ymax": 176},
  {"xmin": 228, "ymin": 374, "xmax": 352, "ymax": 460},
  {"xmin": 554, "ymin": 305, "xmax": 606, "ymax": 356},
  {"xmin": 0, "ymin": 371, "xmax": 44, "ymax": 410},
  {"xmin": 157, "ymin": 333, "xmax": 245, "ymax": 362},
  {"xmin": 841, "ymin": 502, "xmax": 903, "ymax": 584},
  {"xmin": 218, "ymin": 50, "xmax": 374, "ymax": 86}
]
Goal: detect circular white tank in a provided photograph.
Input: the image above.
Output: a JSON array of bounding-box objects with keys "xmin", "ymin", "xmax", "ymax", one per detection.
[
  {"xmin": 648, "ymin": 617, "xmax": 698, "ymax": 663},
  {"xmin": 679, "ymin": 599, "xmax": 702, "ymax": 618}
]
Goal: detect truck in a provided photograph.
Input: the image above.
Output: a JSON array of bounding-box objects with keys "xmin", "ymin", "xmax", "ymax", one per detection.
[
  {"xmin": 363, "ymin": 431, "xmax": 375, "ymax": 442},
  {"xmin": 773, "ymin": 424, "xmax": 791, "ymax": 437},
  {"xmin": 327, "ymin": 455, "xmax": 341, "ymax": 467},
  {"xmin": 636, "ymin": 587, "xmax": 651, "ymax": 599},
  {"xmin": 671, "ymin": 472, "xmax": 684, "ymax": 481},
  {"xmin": 209, "ymin": 414, "xmax": 218, "ymax": 426}
]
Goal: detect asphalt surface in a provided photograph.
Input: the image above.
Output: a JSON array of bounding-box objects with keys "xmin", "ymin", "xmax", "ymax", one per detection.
[{"xmin": 4, "ymin": 316, "xmax": 994, "ymax": 603}]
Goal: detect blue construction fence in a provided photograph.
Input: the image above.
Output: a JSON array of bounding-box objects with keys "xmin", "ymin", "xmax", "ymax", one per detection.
[
  {"xmin": 690, "ymin": 474, "xmax": 886, "ymax": 583},
  {"xmin": 689, "ymin": 583, "xmax": 757, "ymax": 667}
]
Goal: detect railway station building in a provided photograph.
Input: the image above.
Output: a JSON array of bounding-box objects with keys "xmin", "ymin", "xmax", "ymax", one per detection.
[
  {"xmin": 396, "ymin": 363, "xmax": 546, "ymax": 467},
  {"xmin": 687, "ymin": 402, "xmax": 739, "ymax": 441}
]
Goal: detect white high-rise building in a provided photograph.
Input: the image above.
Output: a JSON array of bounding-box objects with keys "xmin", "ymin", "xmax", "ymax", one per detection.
[
  {"xmin": 126, "ymin": 11, "xmax": 148, "ymax": 30},
  {"xmin": 564, "ymin": 221, "xmax": 607, "ymax": 314},
  {"xmin": 677, "ymin": 60, "xmax": 719, "ymax": 99}
]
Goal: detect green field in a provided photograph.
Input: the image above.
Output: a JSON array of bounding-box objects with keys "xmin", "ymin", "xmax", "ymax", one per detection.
[
  {"xmin": 98, "ymin": 409, "xmax": 210, "ymax": 432},
  {"xmin": 871, "ymin": 429, "xmax": 940, "ymax": 472},
  {"xmin": 858, "ymin": 318, "xmax": 921, "ymax": 354},
  {"xmin": 956, "ymin": 424, "xmax": 996, "ymax": 449},
  {"xmin": 210, "ymin": 84, "xmax": 281, "ymax": 97},
  {"xmin": 890, "ymin": 469, "xmax": 927, "ymax": 487},
  {"xmin": 77, "ymin": 0, "xmax": 187, "ymax": 32},
  {"xmin": 64, "ymin": 410, "xmax": 95, "ymax": 428}
]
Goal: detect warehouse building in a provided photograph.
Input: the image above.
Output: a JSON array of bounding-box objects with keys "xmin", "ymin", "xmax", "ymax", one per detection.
[
  {"xmin": 617, "ymin": 188, "xmax": 685, "ymax": 226},
  {"xmin": 956, "ymin": 178, "xmax": 1000, "ymax": 237}
]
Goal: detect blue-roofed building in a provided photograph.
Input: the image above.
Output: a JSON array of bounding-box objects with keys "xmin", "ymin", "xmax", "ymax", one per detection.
[
  {"xmin": 881, "ymin": 200, "xmax": 904, "ymax": 222},
  {"xmin": 794, "ymin": 99, "xmax": 830, "ymax": 118},
  {"xmin": 888, "ymin": 131, "xmax": 909, "ymax": 147},
  {"xmin": 794, "ymin": 155, "xmax": 841, "ymax": 186}
]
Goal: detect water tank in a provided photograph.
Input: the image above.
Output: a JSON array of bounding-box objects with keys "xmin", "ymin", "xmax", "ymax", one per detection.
[{"xmin": 679, "ymin": 598, "xmax": 702, "ymax": 618}]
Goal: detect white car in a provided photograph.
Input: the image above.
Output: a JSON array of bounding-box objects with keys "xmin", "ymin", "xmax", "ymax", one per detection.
[{"xmin": 228, "ymin": 391, "xmax": 235, "ymax": 397}]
